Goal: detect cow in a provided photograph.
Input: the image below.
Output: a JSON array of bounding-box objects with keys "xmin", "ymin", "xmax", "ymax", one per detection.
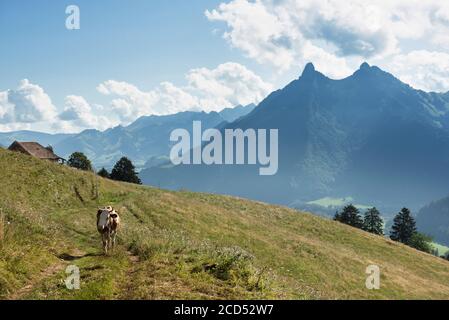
[{"xmin": 96, "ymin": 206, "xmax": 120, "ymax": 254}]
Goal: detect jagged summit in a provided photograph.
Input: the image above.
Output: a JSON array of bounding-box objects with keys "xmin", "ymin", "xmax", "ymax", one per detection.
[
  {"xmin": 299, "ymin": 61, "xmax": 395, "ymax": 81},
  {"xmin": 360, "ymin": 62, "xmax": 370, "ymax": 70},
  {"xmin": 301, "ymin": 62, "xmax": 316, "ymax": 77}
]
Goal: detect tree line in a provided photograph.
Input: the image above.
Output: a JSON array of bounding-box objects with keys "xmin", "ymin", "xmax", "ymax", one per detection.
[
  {"xmin": 66, "ymin": 151, "xmax": 141, "ymax": 185},
  {"xmin": 334, "ymin": 205, "xmax": 441, "ymax": 257}
]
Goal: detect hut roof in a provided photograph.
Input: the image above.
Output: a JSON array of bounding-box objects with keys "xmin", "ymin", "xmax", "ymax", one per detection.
[{"xmin": 8, "ymin": 141, "xmax": 64, "ymax": 160}]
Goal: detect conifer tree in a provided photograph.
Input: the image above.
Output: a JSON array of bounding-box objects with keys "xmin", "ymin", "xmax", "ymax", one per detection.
[
  {"xmin": 334, "ymin": 204, "xmax": 363, "ymax": 229},
  {"xmin": 97, "ymin": 168, "xmax": 110, "ymax": 178},
  {"xmin": 110, "ymin": 157, "xmax": 141, "ymax": 184},
  {"xmin": 390, "ymin": 208, "xmax": 416, "ymax": 245},
  {"xmin": 363, "ymin": 207, "xmax": 384, "ymax": 235}
]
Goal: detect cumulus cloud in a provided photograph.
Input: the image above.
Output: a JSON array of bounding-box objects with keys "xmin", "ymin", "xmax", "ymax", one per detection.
[
  {"xmin": 206, "ymin": 0, "xmax": 449, "ymax": 83},
  {"xmin": 58, "ymin": 95, "xmax": 114, "ymax": 131},
  {"xmin": 0, "ymin": 79, "xmax": 57, "ymax": 124},
  {"xmin": 98, "ymin": 80, "xmax": 160, "ymax": 123},
  {"xmin": 186, "ymin": 62, "xmax": 272, "ymax": 106},
  {"xmin": 0, "ymin": 63, "xmax": 271, "ymax": 133},
  {"xmin": 388, "ymin": 50, "xmax": 449, "ymax": 92},
  {"xmin": 97, "ymin": 62, "xmax": 272, "ymax": 124},
  {"xmin": 206, "ymin": 0, "xmax": 298, "ymax": 71}
]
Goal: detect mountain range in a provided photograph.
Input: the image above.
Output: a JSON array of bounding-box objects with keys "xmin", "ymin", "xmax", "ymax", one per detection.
[
  {"xmin": 0, "ymin": 104, "xmax": 255, "ymax": 169},
  {"xmin": 141, "ymin": 62, "xmax": 449, "ymax": 214},
  {"xmin": 2, "ymin": 63, "xmax": 449, "ymax": 226},
  {"xmin": 0, "ymin": 131, "xmax": 74, "ymax": 149}
]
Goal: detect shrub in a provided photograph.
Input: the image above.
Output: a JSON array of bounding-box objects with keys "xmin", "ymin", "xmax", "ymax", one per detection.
[{"xmin": 192, "ymin": 246, "xmax": 269, "ymax": 291}]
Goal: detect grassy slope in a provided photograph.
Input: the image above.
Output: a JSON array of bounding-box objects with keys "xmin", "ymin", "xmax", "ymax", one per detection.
[{"xmin": 1, "ymin": 148, "xmax": 449, "ymax": 299}]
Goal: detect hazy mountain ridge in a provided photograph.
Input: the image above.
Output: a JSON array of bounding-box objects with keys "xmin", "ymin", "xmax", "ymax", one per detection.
[
  {"xmin": 0, "ymin": 131, "xmax": 75, "ymax": 150},
  {"xmin": 141, "ymin": 63, "xmax": 449, "ymax": 212},
  {"xmin": 418, "ymin": 196, "xmax": 449, "ymax": 246},
  {"xmin": 0, "ymin": 105, "xmax": 256, "ymax": 169}
]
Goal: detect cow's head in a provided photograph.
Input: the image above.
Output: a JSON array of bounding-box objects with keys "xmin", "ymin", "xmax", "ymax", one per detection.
[
  {"xmin": 97, "ymin": 207, "xmax": 113, "ymax": 231},
  {"xmin": 97, "ymin": 206, "xmax": 120, "ymax": 232}
]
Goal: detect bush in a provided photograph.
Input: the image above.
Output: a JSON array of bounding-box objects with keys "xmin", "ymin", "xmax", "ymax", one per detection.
[
  {"xmin": 192, "ymin": 246, "xmax": 269, "ymax": 291},
  {"xmin": 409, "ymin": 232, "xmax": 433, "ymax": 254}
]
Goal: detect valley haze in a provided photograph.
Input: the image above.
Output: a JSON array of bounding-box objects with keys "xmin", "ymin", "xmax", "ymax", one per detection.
[{"xmin": 169, "ymin": 121, "xmax": 279, "ymax": 175}]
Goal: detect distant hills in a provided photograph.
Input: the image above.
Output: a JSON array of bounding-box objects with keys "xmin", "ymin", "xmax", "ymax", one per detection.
[
  {"xmin": 0, "ymin": 104, "xmax": 255, "ymax": 169},
  {"xmin": 141, "ymin": 62, "xmax": 449, "ymax": 213},
  {"xmin": 0, "ymin": 131, "xmax": 74, "ymax": 150},
  {"xmin": 417, "ymin": 196, "xmax": 449, "ymax": 246}
]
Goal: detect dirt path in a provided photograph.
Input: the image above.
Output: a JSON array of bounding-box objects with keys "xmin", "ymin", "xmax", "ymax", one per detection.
[
  {"xmin": 8, "ymin": 262, "xmax": 66, "ymax": 300},
  {"xmin": 118, "ymin": 250, "xmax": 141, "ymax": 299},
  {"xmin": 7, "ymin": 243, "xmax": 141, "ymax": 300},
  {"xmin": 7, "ymin": 248, "xmax": 92, "ymax": 300}
]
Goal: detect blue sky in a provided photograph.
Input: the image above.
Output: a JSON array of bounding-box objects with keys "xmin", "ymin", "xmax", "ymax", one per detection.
[
  {"xmin": 0, "ymin": 1, "xmax": 252, "ymax": 105},
  {"xmin": 1, "ymin": 0, "xmax": 449, "ymax": 133}
]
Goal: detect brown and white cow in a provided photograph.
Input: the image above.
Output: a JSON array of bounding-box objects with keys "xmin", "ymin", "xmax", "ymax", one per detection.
[{"xmin": 97, "ymin": 206, "xmax": 120, "ymax": 254}]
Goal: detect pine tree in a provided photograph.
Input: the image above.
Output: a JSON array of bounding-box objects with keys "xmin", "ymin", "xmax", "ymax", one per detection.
[
  {"xmin": 363, "ymin": 207, "xmax": 384, "ymax": 235},
  {"xmin": 110, "ymin": 157, "xmax": 141, "ymax": 184},
  {"xmin": 97, "ymin": 168, "xmax": 110, "ymax": 178},
  {"xmin": 390, "ymin": 208, "xmax": 416, "ymax": 245},
  {"xmin": 67, "ymin": 152, "xmax": 92, "ymax": 171},
  {"xmin": 334, "ymin": 204, "xmax": 363, "ymax": 229}
]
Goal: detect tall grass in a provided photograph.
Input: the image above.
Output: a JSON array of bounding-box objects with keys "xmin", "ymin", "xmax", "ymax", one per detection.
[{"xmin": 0, "ymin": 208, "xmax": 4, "ymax": 243}]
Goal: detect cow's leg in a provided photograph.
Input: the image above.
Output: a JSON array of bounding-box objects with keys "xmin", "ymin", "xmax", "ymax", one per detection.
[
  {"xmin": 111, "ymin": 231, "xmax": 117, "ymax": 251},
  {"xmin": 108, "ymin": 230, "xmax": 113, "ymax": 251},
  {"xmin": 102, "ymin": 232, "xmax": 108, "ymax": 254}
]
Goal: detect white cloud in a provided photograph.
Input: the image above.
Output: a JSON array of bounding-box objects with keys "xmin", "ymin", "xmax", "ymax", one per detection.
[
  {"xmin": 58, "ymin": 95, "xmax": 114, "ymax": 131},
  {"xmin": 206, "ymin": 0, "xmax": 449, "ymax": 85},
  {"xmin": 0, "ymin": 79, "xmax": 57, "ymax": 124},
  {"xmin": 97, "ymin": 62, "xmax": 272, "ymax": 124},
  {"xmin": 206, "ymin": 0, "xmax": 297, "ymax": 71},
  {"xmin": 186, "ymin": 62, "xmax": 272, "ymax": 107},
  {"xmin": 387, "ymin": 50, "xmax": 449, "ymax": 92},
  {"xmin": 0, "ymin": 91, "xmax": 12, "ymax": 122},
  {"xmin": 97, "ymin": 80, "xmax": 190, "ymax": 123},
  {"xmin": 0, "ymin": 63, "xmax": 271, "ymax": 133}
]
